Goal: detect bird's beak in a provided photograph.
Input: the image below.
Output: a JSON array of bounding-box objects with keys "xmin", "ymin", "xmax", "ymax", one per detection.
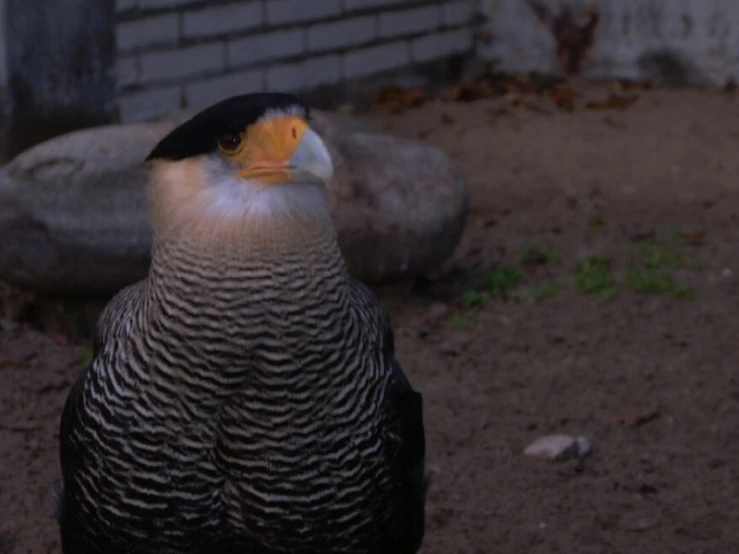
[
  {"xmin": 236, "ymin": 117, "xmax": 333, "ymax": 186},
  {"xmin": 287, "ymin": 127, "xmax": 334, "ymax": 184}
]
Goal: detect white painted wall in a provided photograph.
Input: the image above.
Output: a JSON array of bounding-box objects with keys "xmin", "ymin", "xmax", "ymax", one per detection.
[{"xmin": 479, "ymin": 0, "xmax": 739, "ymax": 85}]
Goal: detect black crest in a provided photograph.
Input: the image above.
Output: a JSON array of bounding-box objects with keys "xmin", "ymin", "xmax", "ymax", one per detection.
[{"xmin": 146, "ymin": 93, "xmax": 310, "ymax": 162}]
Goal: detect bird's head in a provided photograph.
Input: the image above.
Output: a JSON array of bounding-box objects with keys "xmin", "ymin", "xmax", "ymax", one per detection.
[{"xmin": 145, "ymin": 93, "xmax": 335, "ymax": 242}]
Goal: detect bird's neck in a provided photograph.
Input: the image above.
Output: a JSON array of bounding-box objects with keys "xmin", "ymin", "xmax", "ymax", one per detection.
[
  {"xmin": 147, "ymin": 212, "xmax": 347, "ymax": 298},
  {"xmin": 146, "ymin": 171, "xmax": 346, "ymax": 292}
]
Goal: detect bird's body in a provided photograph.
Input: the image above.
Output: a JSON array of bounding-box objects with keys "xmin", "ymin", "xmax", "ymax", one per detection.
[{"xmin": 57, "ymin": 94, "xmax": 426, "ymax": 553}]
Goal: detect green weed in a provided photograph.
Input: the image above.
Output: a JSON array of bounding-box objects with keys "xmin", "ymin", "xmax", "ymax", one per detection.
[
  {"xmin": 518, "ymin": 242, "xmax": 563, "ymax": 266},
  {"xmin": 529, "ymin": 282, "xmax": 566, "ymax": 303},
  {"xmin": 449, "ymin": 310, "xmax": 478, "ymax": 330},
  {"xmin": 77, "ymin": 348, "xmax": 93, "ymax": 372},
  {"xmin": 572, "ymin": 256, "xmax": 617, "ymax": 301},
  {"xmin": 623, "ymin": 265, "xmax": 695, "ymax": 299},
  {"xmin": 461, "ymin": 288, "xmax": 486, "ymax": 309},
  {"xmin": 630, "ymin": 238, "xmax": 703, "ymax": 272},
  {"xmin": 488, "ymin": 265, "xmax": 524, "ymax": 296},
  {"xmin": 588, "ymin": 216, "xmax": 606, "ymax": 233}
]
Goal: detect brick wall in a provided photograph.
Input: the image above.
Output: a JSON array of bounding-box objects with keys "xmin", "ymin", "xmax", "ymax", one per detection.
[{"xmin": 115, "ymin": 0, "xmax": 480, "ymax": 122}]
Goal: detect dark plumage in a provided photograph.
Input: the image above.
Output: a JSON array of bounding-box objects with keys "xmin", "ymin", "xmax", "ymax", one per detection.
[
  {"xmin": 146, "ymin": 93, "xmax": 310, "ymax": 162},
  {"xmin": 57, "ymin": 93, "xmax": 427, "ymax": 554}
]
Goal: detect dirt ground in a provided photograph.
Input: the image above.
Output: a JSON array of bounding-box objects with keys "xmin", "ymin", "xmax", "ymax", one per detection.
[{"xmin": 1, "ymin": 85, "xmax": 738, "ymax": 553}]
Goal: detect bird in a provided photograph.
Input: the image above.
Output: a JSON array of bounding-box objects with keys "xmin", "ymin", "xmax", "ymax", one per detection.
[{"xmin": 56, "ymin": 92, "xmax": 427, "ymax": 554}]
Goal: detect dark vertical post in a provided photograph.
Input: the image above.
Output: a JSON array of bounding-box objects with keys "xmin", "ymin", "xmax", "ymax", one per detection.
[{"xmin": 5, "ymin": 0, "xmax": 116, "ymax": 158}]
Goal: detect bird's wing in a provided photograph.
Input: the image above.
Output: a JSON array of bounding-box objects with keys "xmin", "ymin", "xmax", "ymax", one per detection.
[
  {"xmin": 94, "ymin": 280, "xmax": 148, "ymax": 351},
  {"xmin": 382, "ymin": 314, "xmax": 427, "ymax": 553},
  {"xmin": 58, "ymin": 280, "xmax": 147, "ymax": 487},
  {"xmin": 348, "ymin": 279, "xmax": 427, "ymax": 552},
  {"xmin": 382, "ymin": 317, "xmax": 425, "ymax": 473},
  {"xmin": 346, "ymin": 279, "xmax": 425, "ymax": 466}
]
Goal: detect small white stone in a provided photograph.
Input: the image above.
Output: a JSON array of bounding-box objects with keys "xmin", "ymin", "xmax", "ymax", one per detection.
[
  {"xmin": 573, "ymin": 436, "xmax": 591, "ymax": 457},
  {"xmin": 523, "ymin": 434, "xmax": 591, "ymax": 461}
]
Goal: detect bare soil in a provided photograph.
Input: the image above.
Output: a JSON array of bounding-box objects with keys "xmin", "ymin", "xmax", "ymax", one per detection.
[{"xmin": 1, "ymin": 86, "xmax": 738, "ymax": 553}]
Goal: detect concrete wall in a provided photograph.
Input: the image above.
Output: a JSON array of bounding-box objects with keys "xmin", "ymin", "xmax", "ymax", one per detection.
[
  {"xmin": 116, "ymin": 0, "xmax": 480, "ymax": 122},
  {"xmin": 479, "ymin": 0, "xmax": 739, "ymax": 86},
  {"xmin": 2, "ymin": 0, "xmax": 116, "ymax": 156},
  {"xmin": 0, "ymin": 0, "xmax": 7, "ymax": 101}
]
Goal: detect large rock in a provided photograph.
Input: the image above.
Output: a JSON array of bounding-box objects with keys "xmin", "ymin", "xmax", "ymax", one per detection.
[{"xmin": 0, "ymin": 110, "xmax": 468, "ymax": 297}]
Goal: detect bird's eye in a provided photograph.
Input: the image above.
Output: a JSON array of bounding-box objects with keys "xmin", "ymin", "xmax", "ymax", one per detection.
[{"xmin": 217, "ymin": 132, "xmax": 243, "ymax": 154}]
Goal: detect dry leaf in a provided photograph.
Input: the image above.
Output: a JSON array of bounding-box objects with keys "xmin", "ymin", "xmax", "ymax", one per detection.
[
  {"xmin": 372, "ymin": 84, "xmax": 427, "ymax": 113},
  {"xmin": 603, "ymin": 115, "xmax": 627, "ymax": 129},
  {"xmin": 585, "ymin": 93, "xmax": 639, "ymax": 110},
  {"xmin": 549, "ymin": 84, "xmax": 579, "ymax": 111},
  {"xmin": 643, "ymin": 76, "xmax": 661, "ymax": 89},
  {"xmin": 489, "ymin": 106, "xmax": 512, "ymax": 117},
  {"xmin": 607, "ymin": 93, "xmax": 639, "ymax": 109},
  {"xmin": 613, "ymin": 409, "xmax": 661, "ymax": 427},
  {"xmin": 445, "ymin": 81, "xmax": 488, "ymax": 102},
  {"xmin": 680, "ymin": 230, "xmax": 706, "ymax": 246},
  {"xmin": 50, "ymin": 333, "xmax": 70, "ymax": 345}
]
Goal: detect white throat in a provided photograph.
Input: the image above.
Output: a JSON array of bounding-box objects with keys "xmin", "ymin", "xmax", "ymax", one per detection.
[
  {"xmin": 204, "ymin": 172, "xmax": 332, "ymax": 222},
  {"xmin": 148, "ymin": 155, "xmax": 333, "ymax": 232},
  {"xmin": 199, "ymin": 151, "xmax": 332, "ymax": 222}
]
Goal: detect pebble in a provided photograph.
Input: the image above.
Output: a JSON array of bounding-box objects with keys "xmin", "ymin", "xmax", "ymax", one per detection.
[
  {"xmin": 523, "ymin": 434, "xmax": 591, "ymax": 461},
  {"xmin": 618, "ymin": 510, "xmax": 661, "ymax": 531}
]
